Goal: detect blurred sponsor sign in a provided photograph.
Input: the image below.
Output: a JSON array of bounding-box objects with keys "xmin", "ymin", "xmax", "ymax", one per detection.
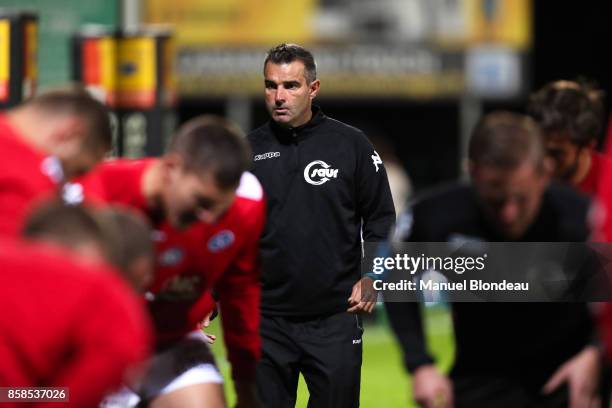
[
  {"xmin": 144, "ymin": 0, "xmax": 531, "ymax": 99},
  {"xmin": 145, "ymin": 0, "xmax": 316, "ymax": 46}
]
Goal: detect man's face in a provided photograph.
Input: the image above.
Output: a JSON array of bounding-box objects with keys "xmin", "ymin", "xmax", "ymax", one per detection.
[
  {"xmin": 164, "ymin": 167, "xmax": 236, "ymax": 229},
  {"xmin": 543, "ymin": 132, "xmax": 582, "ymax": 181},
  {"xmin": 264, "ymin": 61, "xmax": 319, "ymax": 128},
  {"xmin": 471, "ymin": 161, "xmax": 549, "ymax": 239}
]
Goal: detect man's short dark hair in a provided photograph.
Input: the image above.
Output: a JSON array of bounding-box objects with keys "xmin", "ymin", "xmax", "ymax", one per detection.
[
  {"xmin": 26, "ymin": 86, "xmax": 112, "ymax": 154},
  {"xmin": 469, "ymin": 111, "xmax": 545, "ymax": 171},
  {"xmin": 97, "ymin": 207, "xmax": 153, "ymax": 275},
  {"xmin": 264, "ymin": 43, "xmax": 317, "ymax": 84},
  {"xmin": 23, "ymin": 201, "xmax": 154, "ymax": 280},
  {"xmin": 527, "ymin": 80, "xmax": 604, "ymax": 146},
  {"xmin": 22, "ymin": 200, "xmax": 110, "ymax": 258},
  {"xmin": 168, "ymin": 115, "xmax": 251, "ymax": 190}
]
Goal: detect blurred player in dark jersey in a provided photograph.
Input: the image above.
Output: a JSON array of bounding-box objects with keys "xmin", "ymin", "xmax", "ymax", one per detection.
[
  {"xmin": 528, "ymin": 80, "xmax": 608, "ymax": 195},
  {"xmin": 0, "ymin": 202, "xmax": 152, "ymax": 407},
  {"xmin": 386, "ymin": 112, "xmax": 600, "ymax": 408},
  {"xmin": 73, "ymin": 115, "xmax": 263, "ymax": 408},
  {"xmin": 0, "ymin": 87, "xmax": 111, "ymax": 236}
]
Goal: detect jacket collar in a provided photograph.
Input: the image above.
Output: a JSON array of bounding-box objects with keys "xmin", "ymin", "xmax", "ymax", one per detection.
[{"xmin": 270, "ymin": 105, "xmax": 326, "ymax": 143}]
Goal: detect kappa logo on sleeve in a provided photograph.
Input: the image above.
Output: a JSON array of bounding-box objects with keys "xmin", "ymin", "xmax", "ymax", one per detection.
[
  {"xmin": 371, "ymin": 150, "xmax": 383, "ymax": 172},
  {"xmin": 304, "ymin": 160, "xmax": 339, "ymax": 185}
]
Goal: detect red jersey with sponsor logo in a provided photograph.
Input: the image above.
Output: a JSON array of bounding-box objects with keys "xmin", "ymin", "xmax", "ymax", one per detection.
[
  {"xmin": 0, "ymin": 237, "xmax": 151, "ymax": 407},
  {"xmin": 0, "ymin": 115, "xmax": 61, "ymax": 236},
  {"xmin": 76, "ymin": 159, "xmax": 265, "ymax": 380}
]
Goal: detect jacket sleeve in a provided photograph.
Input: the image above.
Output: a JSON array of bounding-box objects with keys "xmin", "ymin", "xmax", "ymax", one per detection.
[
  {"xmin": 383, "ymin": 208, "xmax": 435, "ymax": 373},
  {"xmin": 215, "ymin": 203, "xmax": 265, "ymax": 381},
  {"xmin": 354, "ymin": 133, "xmax": 396, "ymax": 242},
  {"xmin": 384, "ymin": 301, "xmax": 434, "ymax": 372}
]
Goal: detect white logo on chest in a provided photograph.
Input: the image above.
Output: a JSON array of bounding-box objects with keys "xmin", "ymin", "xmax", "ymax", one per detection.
[{"xmin": 304, "ymin": 160, "xmax": 339, "ymax": 185}]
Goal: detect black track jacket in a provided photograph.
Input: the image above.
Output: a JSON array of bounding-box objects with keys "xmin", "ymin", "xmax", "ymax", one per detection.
[{"xmin": 248, "ymin": 106, "xmax": 395, "ymax": 316}]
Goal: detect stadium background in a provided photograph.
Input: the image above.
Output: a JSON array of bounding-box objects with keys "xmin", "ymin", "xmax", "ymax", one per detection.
[{"xmin": 1, "ymin": 1, "xmax": 611, "ymax": 406}]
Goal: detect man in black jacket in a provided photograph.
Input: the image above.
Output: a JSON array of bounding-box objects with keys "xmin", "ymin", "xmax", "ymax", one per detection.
[
  {"xmin": 385, "ymin": 112, "xmax": 601, "ymax": 408},
  {"xmin": 248, "ymin": 43, "xmax": 395, "ymax": 407}
]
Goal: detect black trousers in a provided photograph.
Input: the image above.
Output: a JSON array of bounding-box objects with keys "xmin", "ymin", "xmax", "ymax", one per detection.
[
  {"xmin": 452, "ymin": 374, "xmax": 569, "ymax": 408},
  {"xmin": 257, "ymin": 312, "xmax": 363, "ymax": 408}
]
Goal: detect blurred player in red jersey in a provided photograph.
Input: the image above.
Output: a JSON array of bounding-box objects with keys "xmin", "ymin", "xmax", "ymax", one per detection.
[
  {"xmin": 594, "ymin": 101, "xmax": 612, "ymax": 393},
  {"xmin": 0, "ymin": 87, "xmax": 111, "ymax": 236},
  {"xmin": 73, "ymin": 115, "xmax": 264, "ymax": 408},
  {"xmin": 528, "ymin": 80, "xmax": 608, "ymax": 195},
  {"xmin": 530, "ymin": 81, "xmax": 612, "ymax": 404},
  {"xmin": 0, "ymin": 202, "xmax": 152, "ymax": 407}
]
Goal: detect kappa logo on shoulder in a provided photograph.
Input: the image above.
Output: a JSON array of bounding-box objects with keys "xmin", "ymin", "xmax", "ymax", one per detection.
[{"xmin": 304, "ymin": 160, "xmax": 339, "ymax": 185}]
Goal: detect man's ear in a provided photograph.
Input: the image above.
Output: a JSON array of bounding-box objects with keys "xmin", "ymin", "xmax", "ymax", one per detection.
[
  {"xmin": 538, "ymin": 157, "xmax": 554, "ymax": 186},
  {"xmin": 47, "ymin": 117, "xmax": 85, "ymax": 159},
  {"xmin": 51, "ymin": 116, "xmax": 84, "ymax": 143},
  {"xmin": 309, "ymin": 79, "xmax": 320, "ymax": 100},
  {"xmin": 161, "ymin": 153, "xmax": 183, "ymax": 179},
  {"xmin": 542, "ymin": 156, "xmax": 554, "ymax": 177}
]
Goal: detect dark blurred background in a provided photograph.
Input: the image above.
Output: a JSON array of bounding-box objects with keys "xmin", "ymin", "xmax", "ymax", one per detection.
[{"xmin": 2, "ymin": 0, "xmax": 612, "ymax": 192}]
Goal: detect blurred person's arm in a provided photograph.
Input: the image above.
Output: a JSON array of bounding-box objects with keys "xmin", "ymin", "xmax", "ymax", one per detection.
[
  {"xmin": 385, "ymin": 302, "xmax": 452, "ymax": 408},
  {"xmin": 188, "ymin": 290, "xmax": 217, "ymax": 329},
  {"xmin": 215, "ymin": 206, "xmax": 265, "ymax": 408},
  {"xmin": 542, "ymin": 303, "xmax": 602, "ymax": 408},
  {"xmin": 384, "ymin": 205, "xmax": 453, "ymax": 408},
  {"xmin": 542, "ymin": 345, "xmax": 600, "ymax": 408}
]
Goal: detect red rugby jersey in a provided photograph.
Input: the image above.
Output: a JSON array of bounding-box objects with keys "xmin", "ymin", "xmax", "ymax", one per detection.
[
  {"xmin": 0, "ymin": 115, "xmax": 61, "ymax": 236},
  {"xmin": 0, "ymin": 237, "xmax": 151, "ymax": 407},
  {"xmin": 577, "ymin": 151, "xmax": 612, "ymax": 196},
  {"xmin": 76, "ymin": 159, "xmax": 265, "ymax": 380}
]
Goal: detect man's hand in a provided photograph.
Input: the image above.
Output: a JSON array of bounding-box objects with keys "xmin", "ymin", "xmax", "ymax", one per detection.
[
  {"xmin": 542, "ymin": 345, "xmax": 601, "ymax": 408},
  {"xmin": 234, "ymin": 380, "xmax": 260, "ymax": 408},
  {"xmin": 412, "ymin": 365, "xmax": 453, "ymax": 408},
  {"xmin": 197, "ymin": 309, "xmax": 215, "ymax": 330},
  {"xmin": 196, "ymin": 309, "xmax": 217, "ymax": 344},
  {"xmin": 347, "ymin": 277, "xmax": 377, "ymax": 314}
]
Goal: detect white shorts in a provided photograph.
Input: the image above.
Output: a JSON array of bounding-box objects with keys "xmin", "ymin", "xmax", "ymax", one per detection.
[
  {"xmin": 100, "ymin": 331, "xmax": 223, "ymax": 407},
  {"xmin": 100, "ymin": 364, "xmax": 223, "ymax": 407}
]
